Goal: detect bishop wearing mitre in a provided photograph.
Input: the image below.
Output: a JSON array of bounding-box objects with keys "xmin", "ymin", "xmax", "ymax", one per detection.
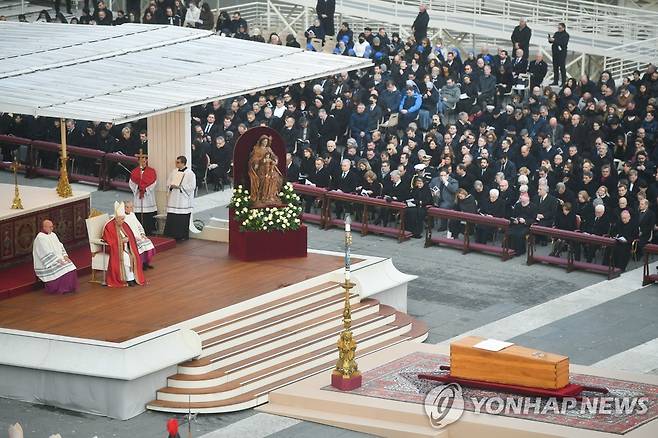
[
  {"xmin": 103, "ymin": 201, "xmax": 145, "ymax": 287},
  {"xmin": 33, "ymin": 219, "xmax": 78, "ymax": 294},
  {"xmin": 163, "ymin": 155, "xmax": 196, "ymax": 241},
  {"xmin": 128, "ymin": 152, "xmax": 157, "ymax": 235},
  {"xmin": 124, "ymin": 200, "xmax": 156, "ymax": 270}
]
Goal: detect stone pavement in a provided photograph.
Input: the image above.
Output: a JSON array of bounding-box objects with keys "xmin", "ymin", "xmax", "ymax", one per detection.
[{"xmin": 0, "ymin": 171, "xmax": 656, "ymax": 438}]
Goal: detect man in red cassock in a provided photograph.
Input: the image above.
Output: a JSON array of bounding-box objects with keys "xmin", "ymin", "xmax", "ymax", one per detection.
[{"xmin": 102, "ymin": 201, "xmax": 145, "ymax": 287}]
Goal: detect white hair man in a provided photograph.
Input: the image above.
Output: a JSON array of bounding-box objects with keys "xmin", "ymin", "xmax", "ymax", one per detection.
[
  {"xmin": 124, "ymin": 200, "xmax": 156, "ymax": 270},
  {"xmin": 103, "ymin": 201, "xmax": 145, "ymax": 287},
  {"xmin": 33, "ymin": 219, "xmax": 78, "ymax": 294}
]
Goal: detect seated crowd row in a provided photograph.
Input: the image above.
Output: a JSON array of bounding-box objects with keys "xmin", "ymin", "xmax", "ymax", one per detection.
[{"xmin": 2, "ymin": 8, "xmax": 658, "ymax": 271}]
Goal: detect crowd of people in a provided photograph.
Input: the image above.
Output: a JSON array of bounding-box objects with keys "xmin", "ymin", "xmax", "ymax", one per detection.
[{"xmin": 3, "ymin": 3, "xmax": 658, "ymax": 271}]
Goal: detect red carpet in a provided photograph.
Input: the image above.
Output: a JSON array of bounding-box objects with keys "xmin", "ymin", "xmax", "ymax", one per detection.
[
  {"xmin": 0, "ymin": 236, "xmax": 176, "ymax": 300},
  {"xmin": 323, "ymin": 352, "xmax": 658, "ymax": 435}
]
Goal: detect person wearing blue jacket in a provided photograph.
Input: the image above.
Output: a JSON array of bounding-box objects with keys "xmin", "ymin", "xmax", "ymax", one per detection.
[
  {"xmin": 380, "ymin": 81, "xmax": 402, "ymax": 117},
  {"xmin": 399, "ymin": 85, "xmax": 422, "ymax": 129},
  {"xmin": 349, "ymin": 102, "xmax": 370, "ymax": 148}
]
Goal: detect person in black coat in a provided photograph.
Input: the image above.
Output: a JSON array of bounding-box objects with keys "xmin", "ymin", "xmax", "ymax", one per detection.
[
  {"xmin": 509, "ymin": 193, "xmax": 537, "ymax": 255},
  {"xmin": 637, "ymin": 198, "xmax": 656, "ymax": 256},
  {"xmin": 536, "ymin": 184, "xmax": 559, "ymax": 228},
  {"xmin": 528, "ymin": 53, "xmax": 548, "ymax": 89},
  {"xmin": 411, "ymin": 4, "xmax": 429, "ymax": 43},
  {"xmin": 65, "ymin": 119, "xmax": 84, "ymax": 147},
  {"xmin": 304, "ymin": 157, "xmax": 331, "ymax": 213},
  {"xmin": 610, "ymin": 210, "xmax": 639, "ymax": 271},
  {"xmin": 475, "ymin": 157, "xmax": 496, "ymax": 189},
  {"xmin": 315, "ymin": 0, "xmax": 335, "ymax": 36},
  {"xmin": 510, "ymin": 18, "xmax": 532, "ymax": 60},
  {"xmin": 280, "ymin": 117, "xmax": 299, "ymax": 154},
  {"xmin": 550, "ymin": 202, "xmax": 578, "ymax": 257},
  {"xmin": 333, "ymin": 159, "xmax": 359, "ymax": 218},
  {"xmin": 314, "ymin": 109, "xmax": 338, "ymax": 154},
  {"xmin": 378, "ymin": 170, "xmax": 410, "ymax": 226},
  {"xmin": 286, "ymin": 152, "xmax": 300, "ymax": 182},
  {"xmin": 201, "ymin": 113, "xmax": 220, "ymax": 142},
  {"xmin": 299, "ymin": 147, "xmax": 316, "ymax": 180},
  {"xmin": 208, "ymin": 136, "xmax": 231, "ymax": 190},
  {"xmin": 476, "ymin": 188, "xmax": 507, "ymax": 243},
  {"xmin": 549, "ymin": 22, "xmax": 569, "ymax": 86},
  {"xmin": 309, "ymin": 157, "xmax": 331, "ymax": 188},
  {"xmin": 405, "ymin": 176, "xmax": 432, "ymax": 238},
  {"xmin": 585, "ymin": 203, "xmax": 612, "ymax": 263},
  {"xmin": 449, "ymin": 189, "xmax": 478, "ymax": 239},
  {"xmin": 575, "ymin": 190, "xmax": 594, "ymax": 230}
]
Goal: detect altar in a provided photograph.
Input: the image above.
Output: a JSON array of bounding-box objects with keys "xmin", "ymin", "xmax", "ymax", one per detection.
[{"xmin": 0, "ymin": 183, "xmax": 90, "ymax": 268}]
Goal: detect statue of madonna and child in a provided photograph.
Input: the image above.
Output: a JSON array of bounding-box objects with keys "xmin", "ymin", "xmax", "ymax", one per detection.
[{"xmin": 247, "ymin": 135, "xmax": 285, "ymax": 208}]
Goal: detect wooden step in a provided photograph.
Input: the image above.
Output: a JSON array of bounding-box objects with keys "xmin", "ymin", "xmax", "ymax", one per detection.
[
  {"xmin": 202, "ymin": 292, "xmax": 358, "ymax": 348},
  {"xmin": 156, "ymin": 317, "xmax": 413, "ymax": 402},
  {"xmin": 194, "ymin": 281, "xmax": 340, "ymax": 339},
  {"xmin": 146, "ymin": 329, "xmax": 424, "ymax": 413},
  {"xmin": 167, "ymin": 305, "xmax": 396, "ymax": 387},
  {"xmin": 199, "ymin": 290, "xmax": 357, "ymax": 355},
  {"xmin": 182, "ymin": 298, "xmax": 378, "ymax": 371},
  {"xmin": 159, "ymin": 322, "xmax": 408, "ymax": 398},
  {"xmin": 192, "ymin": 299, "xmax": 380, "ymax": 369}
]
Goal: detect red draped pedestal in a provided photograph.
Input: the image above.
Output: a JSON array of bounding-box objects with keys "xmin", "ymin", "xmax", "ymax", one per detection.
[
  {"xmin": 228, "ymin": 127, "xmax": 308, "ymax": 262},
  {"xmin": 228, "ymin": 209, "xmax": 307, "ymax": 261}
]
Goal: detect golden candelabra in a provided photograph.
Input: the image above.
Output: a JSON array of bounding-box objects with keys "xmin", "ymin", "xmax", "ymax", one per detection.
[
  {"xmin": 10, "ymin": 157, "xmax": 23, "ymax": 210},
  {"xmin": 56, "ymin": 118, "xmax": 73, "ymax": 198},
  {"xmin": 331, "ymin": 215, "xmax": 362, "ymax": 390},
  {"xmin": 333, "ymin": 278, "xmax": 360, "ymax": 376}
]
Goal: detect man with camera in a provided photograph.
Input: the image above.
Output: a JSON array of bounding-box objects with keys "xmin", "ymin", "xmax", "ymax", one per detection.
[{"xmin": 548, "ymin": 23, "xmax": 570, "ymax": 86}]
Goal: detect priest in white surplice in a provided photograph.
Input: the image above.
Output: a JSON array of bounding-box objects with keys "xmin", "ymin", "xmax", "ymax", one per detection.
[
  {"xmin": 33, "ymin": 219, "xmax": 78, "ymax": 294},
  {"xmin": 128, "ymin": 152, "xmax": 157, "ymax": 235},
  {"xmin": 164, "ymin": 155, "xmax": 196, "ymax": 241},
  {"xmin": 125, "ymin": 200, "xmax": 156, "ymax": 270}
]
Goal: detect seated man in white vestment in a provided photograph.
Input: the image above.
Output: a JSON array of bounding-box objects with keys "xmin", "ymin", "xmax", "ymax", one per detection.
[
  {"xmin": 32, "ymin": 219, "xmax": 78, "ymax": 294},
  {"xmin": 124, "ymin": 200, "xmax": 156, "ymax": 270}
]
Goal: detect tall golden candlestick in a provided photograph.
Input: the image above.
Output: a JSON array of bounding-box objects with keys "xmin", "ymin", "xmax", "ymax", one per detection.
[
  {"xmin": 56, "ymin": 118, "xmax": 73, "ymax": 198},
  {"xmin": 331, "ymin": 214, "xmax": 362, "ymax": 390},
  {"xmin": 10, "ymin": 157, "xmax": 23, "ymax": 210}
]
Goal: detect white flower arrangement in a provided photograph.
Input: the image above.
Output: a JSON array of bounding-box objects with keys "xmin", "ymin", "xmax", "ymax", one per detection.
[{"xmin": 229, "ymin": 182, "xmax": 303, "ymax": 232}]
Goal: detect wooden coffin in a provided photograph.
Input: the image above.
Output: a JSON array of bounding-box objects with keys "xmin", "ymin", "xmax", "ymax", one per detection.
[{"xmin": 450, "ymin": 336, "xmax": 570, "ymax": 390}]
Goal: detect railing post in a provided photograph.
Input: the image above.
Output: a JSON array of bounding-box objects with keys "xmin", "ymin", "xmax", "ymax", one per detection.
[
  {"xmin": 304, "ymin": 5, "xmax": 309, "ymax": 32},
  {"xmin": 361, "ymin": 204, "xmax": 369, "ymax": 236},
  {"xmin": 425, "ymin": 216, "xmax": 433, "ymax": 248}
]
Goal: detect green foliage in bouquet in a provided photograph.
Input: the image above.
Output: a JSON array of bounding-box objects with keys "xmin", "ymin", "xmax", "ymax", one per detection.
[{"xmin": 229, "ymin": 182, "xmax": 303, "ymax": 232}]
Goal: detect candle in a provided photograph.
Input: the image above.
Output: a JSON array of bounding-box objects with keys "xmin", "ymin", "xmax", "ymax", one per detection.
[{"xmin": 344, "ymin": 214, "xmax": 351, "ymax": 282}]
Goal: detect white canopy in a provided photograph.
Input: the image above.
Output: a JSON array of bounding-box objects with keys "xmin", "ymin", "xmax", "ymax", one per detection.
[{"xmin": 0, "ymin": 22, "xmax": 372, "ymax": 124}]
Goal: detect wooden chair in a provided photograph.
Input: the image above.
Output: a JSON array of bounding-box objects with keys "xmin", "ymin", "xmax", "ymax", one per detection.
[{"xmin": 85, "ymin": 212, "xmax": 109, "ymax": 284}]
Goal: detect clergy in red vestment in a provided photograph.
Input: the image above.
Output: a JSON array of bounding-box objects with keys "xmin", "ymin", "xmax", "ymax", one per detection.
[{"xmin": 102, "ymin": 201, "xmax": 145, "ymax": 287}]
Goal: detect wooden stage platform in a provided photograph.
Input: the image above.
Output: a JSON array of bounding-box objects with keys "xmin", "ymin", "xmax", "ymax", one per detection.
[{"xmin": 0, "ymin": 239, "xmax": 346, "ymax": 343}]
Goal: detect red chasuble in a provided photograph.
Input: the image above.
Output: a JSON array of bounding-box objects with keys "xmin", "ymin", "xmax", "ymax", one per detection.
[
  {"xmin": 102, "ymin": 218, "xmax": 145, "ymax": 287},
  {"xmin": 129, "ymin": 166, "xmax": 157, "ymax": 198}
]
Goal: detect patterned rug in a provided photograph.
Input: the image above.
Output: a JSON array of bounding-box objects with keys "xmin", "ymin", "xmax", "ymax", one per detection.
[{"xmin": 323, "ymin": 352, "xmax": 658, "ymax": 435}]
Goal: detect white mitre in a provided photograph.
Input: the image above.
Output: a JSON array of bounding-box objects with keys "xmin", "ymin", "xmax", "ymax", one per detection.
[
  {"xmin": 8, "ymin": 423, "xmax": 23, "ymax": 438},
  {"xmin": 114, "ymin": 201, "xmax": 126, "ymax": 217}
]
